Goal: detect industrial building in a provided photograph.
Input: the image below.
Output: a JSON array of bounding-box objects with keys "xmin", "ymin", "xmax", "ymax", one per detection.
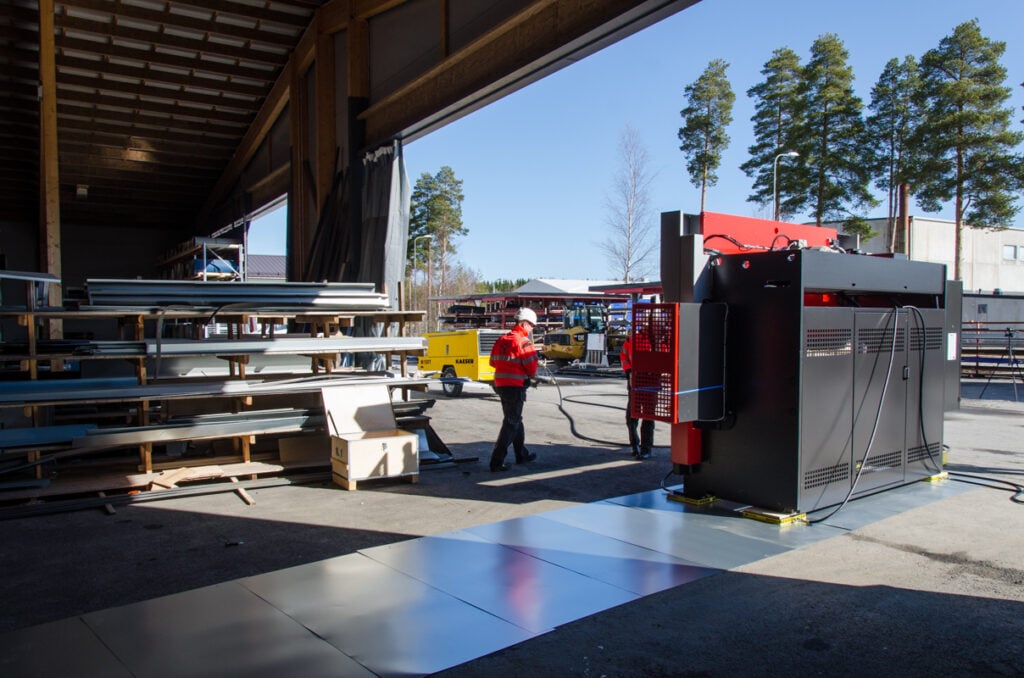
[
  {"xmin": 0, "ymin": 2, "xmax": 1022, "ymax": 677},
  {"xmin": 839, "ymin": 216, "xmax": 1024, "ymax": 294}
]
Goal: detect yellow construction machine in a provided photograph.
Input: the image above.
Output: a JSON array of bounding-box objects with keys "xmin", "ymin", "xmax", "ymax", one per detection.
[{"xmin": 541, "ymin": 304, "xmax": 627, "ymax": 366}]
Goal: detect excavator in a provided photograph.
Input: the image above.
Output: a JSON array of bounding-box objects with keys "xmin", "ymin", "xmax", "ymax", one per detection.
[{"xmin": 541, "ymin": 304, "xmax": 627, "ymax": 366}]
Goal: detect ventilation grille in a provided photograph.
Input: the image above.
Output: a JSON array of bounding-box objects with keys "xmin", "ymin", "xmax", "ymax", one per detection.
[
  {"xmin": 632, "ymin": 371, "xmax": 674, "ymax": 421},
  {"xmin": 908, "ymin": 442, "xmax": 942, "ymax": 464},
  {"xmin": 861, "ymin": 449, "xmax": 902, "ymax": 471},
  {"xmin": 804, "ymin": 462, "xmax": 850, "ymax": 489},
  {"xmin": 633, "ymin": 305, "xmax": 674, "ymax": 355},
  {"xmin": 857, "ymin": 327, "xmax": 905, "ymax": 353},
  {"xmin": 910, "ymin": 326, "xmax": 943, "ymax": 351},
  {"xmin": 806, "ymin": 328, "xmax": 852, "ymax": 358},
  {"xmin": 478, "ymin": 333, "xmax": 500, "ymax": 354}
]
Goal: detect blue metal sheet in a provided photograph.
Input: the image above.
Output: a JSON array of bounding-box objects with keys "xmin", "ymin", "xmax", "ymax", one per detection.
[
  {"xmin": 360, "ymin": 530, "xmax": 638, "ymax": 634},
  {"xmin": 466, "ymin": 514, "xmax": 719, "ymax": 595},
  {"xmin": 241, "ymin": 551, "xmax": 535, "ymax": 676},
  {"xmin": 605, "ymin": 492, "xmax": 848, "ymax": 548},
  {"xmin": 543, "ymin": 502, "xmax": 793, "ymax": 570},
  {"xmin": 0, "ymin": 618, "xmax": 133, "ymax": 678},
  {"xmin": 813, "ymin": 479, "xmax": 971, "ymax": 531},
  {"xmin": 82, "ymin": 581, "xmax": 367, "ymax": 678}
]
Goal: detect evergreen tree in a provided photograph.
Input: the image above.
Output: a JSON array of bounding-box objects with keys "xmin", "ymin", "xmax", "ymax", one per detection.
[
  {"xmin": 865, "ymin": 56, "xmax": 921, "ymax": 251},
  {"xmin": 409, "ymin": 165, "xmax": 468, "ymax": 294},
  {"xmin": 797, "ymin": 33, "xmax": 875, "ymax": 226},
  {"xmin": 914, "ymin": 20, "xmax": 1024, "ymax": 280},
  {"xmin": 741, "ymin": 47, "xmax": 805, "ymax": 218},
  {"xmin": 678, "ymin": 59, "xmax": 735, "ymax": 212}
]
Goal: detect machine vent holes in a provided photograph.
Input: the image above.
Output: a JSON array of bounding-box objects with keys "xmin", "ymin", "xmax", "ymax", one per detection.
[
  {"xmin": 907, "ymin": 442, "xmax": 941, "ymax": 463},
  {"xmin": 804, "ymin": 462, "xmax": 850, "ymax": 489},
  {"xmin": 478, "ymin": 334, "xmax": 500, "ymax": 354},
  {"xmin": 857, "ymin": 327, "xmax": 905, "ymax": 353},
  {"xmin": 863, "ymin": 449, "xmax": 902, "ymax": 470},
  {"xmin": 806, "ymin": 328, "xmax": 852, "ymax": 357},
  {"xmin": 910, "ymin": 326, "xmax": 943, "ymax": 351}
]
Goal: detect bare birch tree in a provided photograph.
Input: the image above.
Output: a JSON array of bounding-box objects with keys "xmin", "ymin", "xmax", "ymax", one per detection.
[{"xmin": 598, "ymin": 125, "xmax": 658, "ymax": 281}]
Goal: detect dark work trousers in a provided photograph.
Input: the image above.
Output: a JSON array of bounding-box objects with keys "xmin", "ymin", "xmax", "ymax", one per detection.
[
  {"xmin": 625, "ymin": 370, "xmax": 655, "ymax": 452},
  {"xmin": 491, "ymin": 385, "xmax": 529, "ymax": 468}
]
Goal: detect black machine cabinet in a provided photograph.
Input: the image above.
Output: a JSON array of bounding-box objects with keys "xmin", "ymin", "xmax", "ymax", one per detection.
[{"xmin": 684, "ymin": 249, "xmax": 948, "ymax": 513}]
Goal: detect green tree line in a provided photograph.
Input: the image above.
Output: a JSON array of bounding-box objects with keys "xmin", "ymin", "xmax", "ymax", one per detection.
[{"xmin": 679, "ymin": 19, "xmax": 1024, "ymax": 280}]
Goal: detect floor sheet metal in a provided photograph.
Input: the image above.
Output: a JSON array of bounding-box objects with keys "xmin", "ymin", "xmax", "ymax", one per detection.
[{"xmin": 0, "ymin": 480, "xmax": 967, "ymax": 676}]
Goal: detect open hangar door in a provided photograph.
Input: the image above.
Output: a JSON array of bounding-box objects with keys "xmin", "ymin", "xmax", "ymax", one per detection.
[{"xmin": 1, "ymin": 0, "xmax": 701, "ymax": 308}]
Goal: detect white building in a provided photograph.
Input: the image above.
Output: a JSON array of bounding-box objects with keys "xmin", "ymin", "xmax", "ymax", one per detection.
[{"xmin": 843, "ymin": 217, "xmax": 1024, "ymax": 294}]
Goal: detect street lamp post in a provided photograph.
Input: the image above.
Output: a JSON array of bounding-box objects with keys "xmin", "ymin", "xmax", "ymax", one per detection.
[
  {"xmin": 773, "ymin": 151, "xmax": 799, "ymax": 221},
  {"xmin": 412, "ymin": 235, "xmax": 432, "ymax": 331}
]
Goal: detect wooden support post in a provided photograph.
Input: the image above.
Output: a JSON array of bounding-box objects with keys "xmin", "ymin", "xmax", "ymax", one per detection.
[
  {"xmin": 139, "ymin": 443, "xmax": 153, "ymax": 473},
  {"xmin": 38, "ymin": 0, "xmax": 63, "ymax": 344},
  {"xmin": 314, "ymin": 14, "xmax": 337, "ymax": 212},
  {"xmin": 28, "ymin": 450, "xmax": 42, "ymax": 480}
]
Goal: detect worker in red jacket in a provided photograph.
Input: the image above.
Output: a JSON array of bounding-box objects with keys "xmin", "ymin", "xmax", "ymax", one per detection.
[
  {"xmin": 488, "ymin": 307, "xmax": 540, "ymax": 472},
  {"xmin": 620, "ymin": 332, "xmax": 654, "ymax": 459}
]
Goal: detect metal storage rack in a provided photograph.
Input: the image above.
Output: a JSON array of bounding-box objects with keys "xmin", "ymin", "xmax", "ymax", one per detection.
[
  {"xmin": 156, "ymin": 237, "xmax": 244, "ymax": 281},
  {"xmin": 0, "ymin": 276, "xmax": 428, "ymax": 504}
]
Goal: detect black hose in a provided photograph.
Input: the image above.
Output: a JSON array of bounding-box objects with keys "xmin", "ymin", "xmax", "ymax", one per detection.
[{"xmin": 538, "ymin": 364, "xmax": 630, "ymax": 447}]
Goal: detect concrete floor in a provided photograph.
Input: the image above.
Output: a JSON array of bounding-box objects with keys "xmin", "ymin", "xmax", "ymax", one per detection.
[{"xmin": 1, "ymin": 376, "xmax": 1022, "ymax": 676}]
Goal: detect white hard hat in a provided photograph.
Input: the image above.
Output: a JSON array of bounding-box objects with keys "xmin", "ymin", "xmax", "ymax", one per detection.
[{"xmin": 515, "ymin": 307, "xmax": 537, "ymax": 325}]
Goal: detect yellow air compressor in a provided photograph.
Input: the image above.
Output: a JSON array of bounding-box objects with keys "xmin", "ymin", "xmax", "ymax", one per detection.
[{"xmin": 417, "ymin": 329, "xmax": 504, "ymax": 396}]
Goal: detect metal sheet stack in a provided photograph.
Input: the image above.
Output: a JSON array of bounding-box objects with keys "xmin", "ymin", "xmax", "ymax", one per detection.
[{"xmin": 84, "ymin": 279, "xmax": 391, "ymax": 311}]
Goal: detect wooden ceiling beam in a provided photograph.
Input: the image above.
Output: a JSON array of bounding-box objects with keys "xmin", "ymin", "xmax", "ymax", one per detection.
[
  {"xmin": 56, "ymin": 88, "xmax": 253, "ymax": 125},
  {"xmin": 57, "ymin": 123, "xmax": 237, "ymax": 151},
  {"xmin": 360, "ymin": 0, "xmax": 692, "ymax": 144},
  {"xmin": 195, "ymin": 58, "xmax": 293, "ymax": 227},
  {"xmin": 58, "ymin": 150, "xmax": 221, "ymax": 177},
  {"xmin": 56, "ymin": 14, "xmax": 288, "ymax": 66},
  {"xmin": 57, "ymin": 101, "xmax": 246, "ymax": 136},
  {"xmin": 140, "ymin": 0, "xmax": 310, "ymax": 29},
  {"xmin": 53, "ymin": 70, "xmax": 258, "ymax": 112},
  {"xmin": 57, "ymin": 35, "xmax": 277, "ymax": 82},
  {"xmin": 56, "ymin": 52, "xmax": 270, "ymax": 98},
  {"xmin": 62, "ymin": 0, "xmax": 299, "ymax": 48},
  {"xmin": 60, "ymin": 139, "xmax": 228, "ymax": 169}
]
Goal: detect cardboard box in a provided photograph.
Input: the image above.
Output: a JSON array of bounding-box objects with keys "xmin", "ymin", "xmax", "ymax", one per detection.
[{"xmin": 322, "ymin": 384, "xmax": 418, "ymax": 487}]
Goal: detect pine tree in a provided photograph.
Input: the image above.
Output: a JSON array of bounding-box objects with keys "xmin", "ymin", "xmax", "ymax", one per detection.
[
  {"xmin": 409, "ymin": 165, "xmax": 468, "ymax": 294},
  {"xmin": 797, "ymin": 33, "xmax": 875, "ymax": 226},
  {"xmin": 865, "ymin": 56, "xmax": 921, "ymax": 251},
  {"xmin": 914, "ymin": 20, "xmax": 1024, "ymax": 280},
  {"xmin": 741, "ymin": 47, "xmax": 805, "ymax": 218},
  {"xmin": 678, "ymin": 59, "xmax": 735, "ymax": 212}
]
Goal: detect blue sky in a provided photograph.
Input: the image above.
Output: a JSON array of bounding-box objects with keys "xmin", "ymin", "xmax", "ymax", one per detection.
[{"xmin": 250, "ymin": 0, "xmax": 1024, "ymax": 281}]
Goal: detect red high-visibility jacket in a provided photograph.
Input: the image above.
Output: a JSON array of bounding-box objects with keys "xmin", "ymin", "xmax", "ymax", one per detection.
[
  {"xmin": 489, "ymin": 324, "xmax": 538, "ymax": 387},
  {"xmin": 620, "ymin": 337, "xmax": 634, "ymax": 373},
  {"xmin": 620, "ymin": 334, "xmax": 651, "ymax": 373}
]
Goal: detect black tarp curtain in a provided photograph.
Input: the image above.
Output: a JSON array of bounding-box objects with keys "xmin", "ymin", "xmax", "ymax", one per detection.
[{"xmin": 303, "ymin": 141, "xmax": 410, "ymax": 370}]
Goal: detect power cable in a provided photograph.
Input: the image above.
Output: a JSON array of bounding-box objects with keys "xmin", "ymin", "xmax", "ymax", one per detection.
[
  {"xmin": 947, "ymin": 469, "xmax": 1024, "ymax": 504},
  {"xmin": 904, "ymin": 306, "xmax": 1020, "ymax": 505},
  {"xmin": 537, "ymin": 364, "xmax": 630, "ymax": 447},
  {"xmin": 807, "ymin": 308, "xmax": 899, "ymax": 524}
]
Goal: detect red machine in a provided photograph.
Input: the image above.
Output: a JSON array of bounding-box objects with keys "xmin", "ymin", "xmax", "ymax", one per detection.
[{"xmin": 632, "ymin": 211, "xmax": 953, "ymax": 514}]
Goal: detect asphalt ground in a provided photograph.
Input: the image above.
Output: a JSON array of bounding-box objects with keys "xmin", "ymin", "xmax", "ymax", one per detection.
[{"xmin": 1, "ymin": 374, "xmax": 1022, "ymax": 676}]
